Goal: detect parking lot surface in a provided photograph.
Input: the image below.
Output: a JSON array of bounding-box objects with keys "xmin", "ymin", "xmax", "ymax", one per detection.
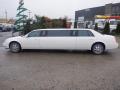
[{"xmin": 0, "ymin": 32, "xmax": 120, "ymax": 90}]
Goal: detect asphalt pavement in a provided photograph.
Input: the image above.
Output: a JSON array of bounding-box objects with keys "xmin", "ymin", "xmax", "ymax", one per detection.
[{"xmin": 0, "ymin": 32, "xmax": 120, "ymax": 90}]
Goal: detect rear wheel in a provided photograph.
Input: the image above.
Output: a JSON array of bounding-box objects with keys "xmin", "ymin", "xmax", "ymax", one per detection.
[
  {"xmin": 9, "ymin": 42, "xmax": 21, "ymax": 53},
  {"xmin": 92, "ymin": 43, "xmax": 105, "ymax": 55}
]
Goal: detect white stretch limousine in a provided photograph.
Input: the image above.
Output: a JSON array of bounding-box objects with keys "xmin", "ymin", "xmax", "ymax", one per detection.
[{"xmin": 3, "ymin": 29, "xmax": 119, "ymax": 54}]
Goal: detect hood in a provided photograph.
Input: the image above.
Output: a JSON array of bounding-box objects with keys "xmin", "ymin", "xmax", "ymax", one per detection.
[
  {"xmin": 9, "ymin": 36, "xmax": 22, "ymax": 39},
  {"xmin": 5, "ymin": 36, "xmax": 23, "ymax": 41}
]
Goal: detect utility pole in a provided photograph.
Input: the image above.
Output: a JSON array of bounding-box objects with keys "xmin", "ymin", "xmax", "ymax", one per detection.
[
  {"xmin": 5, "ymin": 10, "xmax": 8, "ymax": 24},
  {"xmin": 28, "ymin": 10, "xmax": 31, "ymax": 19}
]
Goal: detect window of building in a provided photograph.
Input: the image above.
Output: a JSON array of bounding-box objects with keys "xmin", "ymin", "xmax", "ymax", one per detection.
[
  {"xmin": 112, "ymin": 7, "xmax": 116, "ymax": 13},
  {"xmin": 116, "ymin": 6, "xmax": 119, "ymax": 12}
]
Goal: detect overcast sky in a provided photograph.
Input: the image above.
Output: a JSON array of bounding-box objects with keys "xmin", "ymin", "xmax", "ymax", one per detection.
[{"xmin": 0, "ymin": 0, "xmax": 120, "ymax": 19}]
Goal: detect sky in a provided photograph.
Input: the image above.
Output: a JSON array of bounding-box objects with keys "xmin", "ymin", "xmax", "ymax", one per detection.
[{"xmin": 0, "ymin": 0, "xmax": 120, "ymax": 19}]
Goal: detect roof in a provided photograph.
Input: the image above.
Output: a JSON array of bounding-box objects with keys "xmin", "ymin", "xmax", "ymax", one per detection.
[{"xmin": 33, "ymin": 28, "xmax": 93, "ymax": 31}]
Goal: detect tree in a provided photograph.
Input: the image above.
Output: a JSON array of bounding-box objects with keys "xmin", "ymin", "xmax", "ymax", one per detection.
[
  {"xmin": 31, "ymin": 15, "xmax": 42, "ymax": 30},
  {"xmin": 52, "ymin": 19, "xmax": 63, "ymax": 28},
  {"xmin": 74, "ymin": 21, "xmax": 77, "ymax": 28},
  {"xmin": 102, "ymin": 22, "xmax": 110, "ymax": 34},
  {"xmin": 40, "ymin": 16, "xmax": 52, "ymax": 28},
  {"xmin": 23, "ymin": 19, "xmax": 31, "ymax": 35},
  {"xmin": 94, "ymin": 23, "xmax": 98, "ymax": 31},
  {"xmin": 115, "ymin": 22, "xmax": 120, "ymax": 35},
  {"xmin": 62, "ymin": 18, "xmax": 67, "ymax": 28},
  {"xmin": 31, "ymin": 15, "xmax": 52, "ymax": 29},
  {"xmin": 14, "ymin": 0, "xmax": 28, "ymax": 33},
  {"xmin": 25, "ymin": 15, "xmax": 70, "ymax": 33}
]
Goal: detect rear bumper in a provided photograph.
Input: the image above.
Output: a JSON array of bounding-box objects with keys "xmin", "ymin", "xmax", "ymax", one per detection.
[{"xmin": 106, "ymin": 42, "xmax": 119, "ymax": 50}]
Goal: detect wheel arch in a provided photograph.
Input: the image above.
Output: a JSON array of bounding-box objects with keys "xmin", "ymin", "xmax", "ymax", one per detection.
[
  {"xmin": 91, "ymin": 42, "xmax": 106, "ymax": 51},
  {"xmin": 9, "ymin": 41, "xmax": 22, "ymax": 49}
]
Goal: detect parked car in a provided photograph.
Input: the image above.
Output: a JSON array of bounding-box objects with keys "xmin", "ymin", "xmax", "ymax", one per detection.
[
  {"xmin": 3, "ymin": 29, "xmax": 119, "ymax": 54},
  {"xmin": 0, "ymin": 26, "xmax": 3, "ymax": 32}
]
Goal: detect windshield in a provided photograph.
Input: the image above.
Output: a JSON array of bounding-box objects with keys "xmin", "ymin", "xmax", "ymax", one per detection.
[{"xmin": 110, "ymin": 21, "xmax": 117, "ymax": 25}]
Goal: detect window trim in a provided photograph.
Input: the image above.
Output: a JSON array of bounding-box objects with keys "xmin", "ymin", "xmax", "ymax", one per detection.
[{"xmin": 27, "ymin": 30, "xmax": 94, "ymax": 37}]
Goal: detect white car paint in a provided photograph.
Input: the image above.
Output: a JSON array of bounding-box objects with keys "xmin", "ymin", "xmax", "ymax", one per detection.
[
  {"xmin": 3, "ymin": 29, "xmax": 119, "ymax": 51},
  {"xmin": 38, "ymin": 37, "xmax": 76, "ymax": 50}
]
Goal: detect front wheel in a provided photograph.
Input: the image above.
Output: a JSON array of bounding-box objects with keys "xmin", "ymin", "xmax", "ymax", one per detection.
[
  {"xmin": 9, "ymin": 42, "xmax": 21, "ymax": 53},
  {"xmin": 92, "ymin": 43, "xmax": 105, "ymax": 55}
]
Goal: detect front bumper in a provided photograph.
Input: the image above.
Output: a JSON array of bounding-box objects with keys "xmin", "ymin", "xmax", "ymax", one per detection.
[{"xmin": 3, "ymin": 42, "xmax": 9, "ymax": 49}]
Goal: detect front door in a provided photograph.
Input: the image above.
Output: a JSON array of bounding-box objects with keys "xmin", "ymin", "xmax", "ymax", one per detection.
[{"xmin": 22, "ymin": 31, "xmax": 41, "ymax": 49}]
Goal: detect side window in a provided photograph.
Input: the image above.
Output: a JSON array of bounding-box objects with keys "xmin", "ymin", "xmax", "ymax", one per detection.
[
  {"xmin": 72, "ymin": 30, "xmax": 77, "ymax": 36},
  {"xmin": 46, "ymin": 30, "xmax": 72, "ymax": 37},
  {"xmin": 40, "ymin": 30, "xmax": 47, "ymax": 36},
  {"xmin": 78, "ymin": 30, "xmax": 94, "ymax": 37},
  {"xmin": 28, "ymin": 31, "xmax": 40, "ymax": 37},
  {"xmin": 87, "ymin": 30, "xmax": 94, "ymax": 36}
]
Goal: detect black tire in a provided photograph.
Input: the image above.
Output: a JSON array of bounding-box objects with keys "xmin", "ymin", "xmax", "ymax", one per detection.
[
  {"xmin": 92, "ymin": 43, "xmax": 105, "ymax": 55},
  {"xmin": 9, "ymin": 42, "xmax": 21, "ymax": 53}
]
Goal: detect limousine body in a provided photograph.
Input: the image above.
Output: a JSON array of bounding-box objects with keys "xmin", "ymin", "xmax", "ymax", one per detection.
[{"xmin": 3, "ymin": 29, "xmax": 119, "ymax": 54}]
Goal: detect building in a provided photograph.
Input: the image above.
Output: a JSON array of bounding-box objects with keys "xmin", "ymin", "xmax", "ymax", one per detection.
[
  {"xmin": 75, "ymin": 3, "xmax": 120, "ymax": 28},
  {"xmin": 0, "ymin": 18, "xmax": 15, "ymax": 31},
  {"xmin": 0, "ymin": 18, "xmax": 15, "ymax": 25}
]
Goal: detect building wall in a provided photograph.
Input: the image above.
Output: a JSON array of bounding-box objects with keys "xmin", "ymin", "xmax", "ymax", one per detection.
[
  {"xmin": 105, "ymin": 3, "xmax": 112, "ymax": 15},
  {"xmin": 112, "ymin": 3, "xmax": 120, "ymax": 16},
  {"xmin": 75, "ymin": 3, "xmax": 120, "ymax": 22},
  {"xmin": 75, "ymin": 6, "xmax": 105, "ymax": 22},
  {"xmin": 0, "ymin": 18, "xmax": 15, "ymax": 24}
]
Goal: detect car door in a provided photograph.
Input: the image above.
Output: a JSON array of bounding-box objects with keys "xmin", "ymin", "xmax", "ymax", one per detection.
[
  {"xmin": 76, "ymin": 30, "xmax": 95, "ymax": 50},
  {"xmin": 39, "ymin": 30, "xmax": 76, "ymax": 50},
  {"xmin": 22, "ymin": 31, "xmax": 41, "ymax": 49}
]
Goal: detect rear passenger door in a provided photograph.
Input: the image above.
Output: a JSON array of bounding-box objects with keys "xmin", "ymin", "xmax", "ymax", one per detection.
[
  {"xmin": 76, "ymin": 30, "xmax": 95, "ymax": 50},
  {"xmin": 39, "ymin": 30, "xmax": 76, "ymax": 50}
]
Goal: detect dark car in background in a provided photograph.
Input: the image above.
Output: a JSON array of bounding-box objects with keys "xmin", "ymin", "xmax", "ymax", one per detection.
[
  {"xmin": 0, "ymin": 24, "xmax": 13, "ymax": 32},
  {"xmin": 0, "ymin": 26, "xmax": 3, "ymax": 32}
]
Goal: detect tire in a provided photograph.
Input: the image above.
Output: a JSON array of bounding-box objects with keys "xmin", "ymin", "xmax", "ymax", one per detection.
[
  {"xmin": 92, "ymin": 43, "xmax": 105, "ymax": 55},
  {"xmin": 9, "ymin": 42, "xmax": 21, "ymax": 53}
]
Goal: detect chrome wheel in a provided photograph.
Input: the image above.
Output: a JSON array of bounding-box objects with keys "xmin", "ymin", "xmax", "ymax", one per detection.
[
  {"xmin": 9, "ymin": 42, "xmax": 21, "ymax": 53},
  {"xmin": 92, "ymin": 43, "xmax": 104, "ymax": 55}
]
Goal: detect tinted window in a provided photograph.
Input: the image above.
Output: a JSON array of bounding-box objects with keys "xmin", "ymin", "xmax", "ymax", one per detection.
[
  {"xmin": 78, "ymin": 30, "xmax": 94, "ymax": 37},
  {"xmin": 28, "ymin": 31, "xmax": 40, "ymax": 37},
  {"xmin": 46, "ymin": 30, "xmax": 72, "ymax": 37},
  {"xmin": 72, "ymin": 30, "xmax": 77, "ymax": 36},
  {"xmin": 87, "ymin": 31, "xmax": 94, "ymax": 36},
  {"xmin": 40, "ymin": 30, "xmax": 47, "ymax": 36}
]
